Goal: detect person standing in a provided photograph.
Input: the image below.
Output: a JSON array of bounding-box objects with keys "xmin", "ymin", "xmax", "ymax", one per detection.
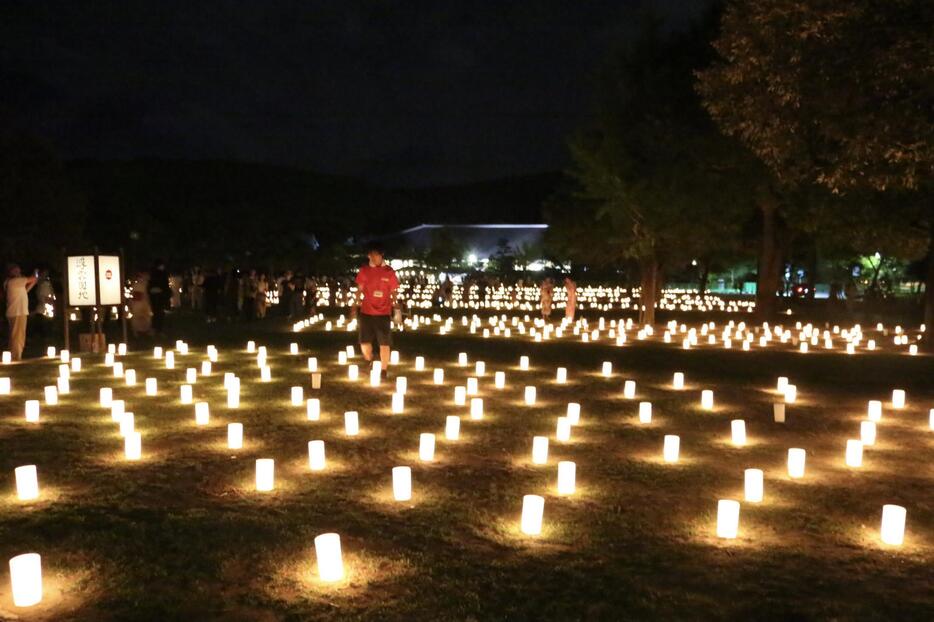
[
  {"xmin": 540, "ymin": 277, "xmax": 554, "ymax": 320},
  {"xmin": 353, "ymin": 244, "xmax": 399, "ymax": 378},
  {"xmin": 564, "ymin": 276, "xmax": 577, "ymax": 322},
  {"xmin": 148, "ymin": 259, "xmax": 170, "ymax": 335},
  {"xmin": 3, "ymin": 265, "xmax": 38, "ymax": 360},
  {"xmin": 129, "ymin": 271, "xmax": 153, "ymax": 337}
]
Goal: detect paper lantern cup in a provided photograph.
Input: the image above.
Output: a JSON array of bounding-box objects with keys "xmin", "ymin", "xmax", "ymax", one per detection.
[
  {"xmin": 392, "ymin": 466, "xmax": 412, "ymax": 501},
  {"xmin": 716, "ymin": 499, "xmax": 740, "ymax": 539},
  {"xmin": 314, "ymin": 533, "xmax": 344, "ymax": 582},
  {"xmin": 880, "ymin": 504, "xmax": 906, "ymax": 546},
  {"xmin": 8, "ymin": 553, "xmax": 42, "ymax": 607},
  {"xmin": 520, "ymin": 494, "xmax": 545, "ymax": 535},
  {"xmin": 744, "ymin": 468, "xmax": 763, "ymax": 502},
  {"xmin": 255, "ymin": 459, "xmax": 275, "ymax": 491},
  {"xmin": 308, "ymin": 440, "xmax": 326, "ymax": 470}
]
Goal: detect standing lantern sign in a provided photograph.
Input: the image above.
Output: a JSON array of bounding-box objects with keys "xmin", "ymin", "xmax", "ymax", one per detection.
[{"xmin": 64, "ymin": 251, "xmax": 127, "ymax": 352}]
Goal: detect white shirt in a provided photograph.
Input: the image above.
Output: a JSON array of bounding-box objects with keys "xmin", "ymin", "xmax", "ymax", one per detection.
[{"xmin": 4, "ymin": 277, "xmax": 30, "ymax": 317}]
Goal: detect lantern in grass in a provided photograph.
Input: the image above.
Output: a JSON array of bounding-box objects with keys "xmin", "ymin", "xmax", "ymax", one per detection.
[
  {"xmin": 43, "ymin": 386, "xmax": 57, "ymax": 406},
  {"xmin": 475, "ymin": 361, "xmax": 485, "ymax": 376},
  {"xmin": 9, "ymin": 553, "xmax": 42, "ymax": 607},
  {"xmin": 773, "ymin": 403, "xmax": 785, "ymax": 423},
  {"xmin": 929, "ymin": 408, "xmax": 934, "ymax": 430},
  {"xmin": 195, "ymin": 402, "xmax": 210, "ymax": 426},
  {"xmin": 392, "ymin": 466, "xmax": 412, "ymax": 501},
  {"xmin": 0, "ymin": 377, "xmax": 9, "ymax": 395},
  {"xmin": 520, "ymin": 495, "xmax": 545, "ymax": 536},
  {"xmin": 123, "ymin": 370, "xmax": 135, "ymax": 387},
  {"xmin": 347, "ymin": 365, "xmax": 358, "ymax": 381},
  {"xmin": 255, "ymin": 459, "xmax": 275, "ymax": 491},
  {"xmin": 776, "ymin": 376, "xmax": 788, "ymax": 393},
  {"xmin": 454, "ymin": 386, "xmax": 466, "ymax": 406},
  {"xmin": 556, "ymin": 461, "xmax": 576, "ymax": 495},
  {"xmin": 391, "ymin": 393, "xmax": 404, "ymax": 414},
  {"xmin": 519, "ymin": 356, "xmax": 530, "ymax": 370},
  {"xmin": 120, "ymin": 412, "xmax": 135, "ymax": 437},
  {"xmin": 55, "ymin": 378, "xmax": 68, "ymax": 395},
  {"xmin": 415, "ymin": 356, "xmax": 425, "ymax": 371},
  {"xmin": 307, "ymin": 357, "xmax": 318, "ymax": 372},
  {"xmin": 165, "ymin": 351, "xmax": 175, "ymax": 369},
  {"xmin": 465, "ymin": 377, "xmax": 478, "ymax": 395},
  {"xmin": 445, "ymin": 416, "xmax": 460, "ymax": 440},
  {"xmin": 153, "ymin": 346, "xmax": 163, "ymax": 359},
  {"xmin": 672, "ymin": 372, "xmax": 684, "ymax": 390},
  {"xmin": 111, "ymin": 400, "xmax": 125, "ymax": 422},
  {"xmin": 860, "ymin": 420, "xmax": 876, "ymax": 445},
  {"xmin": 227, "ymin": 423, "xmax": 243, "ymax": 449},
  {"xmin": 15, "ymin": 465, "xmax": 39, "ymax": 501},
  {"xmin": 290, "ymin": 342, "xmax": 299, "ymax": 355},
  {"xmin": 601, "ymin": 361, "xmax": 612, "ymax": 377},
  {"xmin": 638, "ymin": 402, "xmax": 652, "ymax": 424},
  {"xmin": 787, "ymin": 448, "xmax": 806, "ymax": 479},
  {"xmin": 470, "ymin": 398, "xmax": 483, "ymax": 420},
  {"xmin": 291, "ymin": 387, "xmax": 304, "ymax": 406},
  {"xmin": 369, "ymin": 368, "xmax": 380, "ymax": 387},
  {"xmin": 260, "ymin": 366, "xmax": 272, "ymax": 383},
  {"xmin": 311, "ymin": 373, "xmax": 322, "ymax": 390},
  {"xmin": 556, "ymin": 417, "xmax": 571, "ymax": 441},
  {"xmin": 524, "ymin": 386, "xmax": 536, "ymax": 405},
  {"xmin": 868, "ymin": 400, "xmax": 882, "ymax": 421},
  {"xmin": 338, "ymin": 352, "xmax": 347, "ymax": 365},
  {"xmin": 71, "ymin": 357, "xmax": 81, "ymax": 372},
  {"xmin": 306, "ymin": 398, "xmax": 320, "ymax": 421},
  {"xmin": 555, "ymin": 367, "xmax": 567, "ymax": 384},
  {"xmin": 891, "ymin": 389, "xmax": 906, "ymax": 409},
  {"xmin": 716, "ymin": 500, "xmax": 740, "ymax": 539},
  {"xmin": 566, "ymin": 403, "xmax": 581, "ymax": 425},
  {"xmin": 419, "ymin": 433, "xmax": 435, "ymax": 461},
  {"xmin": 433, "ymin": 369, "xmax": 444, "ymax": 384},
  {"xmin": 308, "ymin": 440, "xmax": 326, "ymax": 470},
  {"xmin": 495, "ymin": 371, "xmax": 506, "ymax": 389},
  {"xmin": 744, "ymin": 468, "xmax": 763, "ymax": 502},
  {"xmin": 663, "ymin": 435, "xmax": 680, "ymax": 463},
  {"xmin": 344, "ymin": 412, "xmax": 359, "ymax": 436},
  {"xmin": 46, "ymin": 346, "xmax": 56, "ymax": 358},
  {"xmin": 784, "ymin": 384, "xmax": 797, "ymax": 404},
  {"xmin": 24, "ymin": 400, "xmax": 39, "ymax": 423},
  {"xmin": 623, "ymin": 380, "xmax": 636, "ymax": 399},
  {"xmin": 186, "ymin": 368, "xmax": 197, "ymax": 384},
  {"xmin": 179, "ymin": 384, "xmax": 193, "ymax": 404},
  {"xmin": 396, "ymin": 377, "xmax": 407, "ymax": 395},
  {"xmin": 1, "ymin": 351, "xmax": 10, "ymax": 365},
  {"xmin": 532, "ymin": 436, "xmax": 549, "ymax": 464},
  {"xmin": 880, "ymin": 504, "xmax": 906, "ymax": 546},
  {"xmin": 201, "ymin": 361, "xmax": 211, "ymax": 376},
  {"xmin": 100, "ymin": 387, "xmax": 113, "ymax": 408},
  {"xmin": 730, "ymin": 420, "xmax": 746, "ymax": 446},
  {"xmin": 314, "ymin": 533, "xmax": 344, "ymax": 582},
  {"xmin": 845, "ymin": 439, "xmax": 863, "ymax": 467},
  {"xmin": 700, "ymin": 390, "xmax": 714, "ymax": 410},
  {"xmin": 390, "ymin": 350, "xmax": 400, "ymax": 365},
  {"xmin": 125, "ymin": 431, "xmax": 141, "ymax": 460},
  {"xmin": 145, "ymin": 378, "xmax": 157, "ymax": 396},
  {"xmin": 458, "ymin": 352, "xmax": 468, "ymax": 366}
]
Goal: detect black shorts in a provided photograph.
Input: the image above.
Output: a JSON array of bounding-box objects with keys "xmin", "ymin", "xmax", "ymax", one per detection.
[{"xmin": 359, "ymin": 313, "xmax": 392, "ymax": 346}]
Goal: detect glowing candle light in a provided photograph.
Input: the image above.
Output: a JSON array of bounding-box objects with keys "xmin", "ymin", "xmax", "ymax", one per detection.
[
  {"xmin": 111, "ymin": 400, "xmax": 125, "ymax": 422},
  {"xmin": 255, "ymin": 459, "xmax": 275, "ymax": 491},
  {"xmin": 663, "ymin": 435, "xmax": 680, "ymax": 462},
  {"xmin": 247, "ymin": 341, "xmax": 256, "ymax": 353},
  {"xmin": 532, "ymin": 436, "xmax": 549, "ymax": 464},
  {"xmin": 494, "ymin": 371, "xmax": 505, "ymax": 389},
  {"xmin": 470, "ymin": 398, "xmax": 483, "ymax": 420},
  {"xmin": 123, "ymin": 370, "xmax": 135, "ymax": 387},
  {"xmin": 311, "ymin": 373, "xmax": 322, "ymax": 389},
  {"xmin": 153, "ymin": 346, "xmax": 163, "ymax": 358},
  {"xmin": 776, "ymin": 376, "xmax": 788, "ymax": 393},
  {"xmin": 165, "ymin": 351, "xmax": 174, "ymax": 369},
  {"xmin": 860, "ymin": 420, "xmax": 876, "ymax": 445},
  {"xmin": 672, "ymin": 372, "xmax": 684, "ymax": 390},
  {"xmin": 14, "ymin": 465, "xmax": 39, "ymax": 501},
  {"xmin": 306, "ymin": 398, "xmax": 320, "ymax": 421},
  {"xmin": 125, "ymin": 431, "xmax": 141, "ymax": 460},
  {"xmin": 454, "ymin": 386, "xmax": 466, "ymax": 406},
  {"xmin": 24, "ymin": 400, "xmax": 39, "ymax": 423},
  {"xmin": 716, "ymin": 499, "xmax": 740, "ymax": 539},
  {"xmin": 419, "ymin": 433, "xmax": 436, "ymax": 461},
  {"xmin": 145, "ymin": 378, "xmax": 157, "ymax": 396},
  {"xmin": 392, "ymin": 466, "xmax": 412, "ymax": 501},
  {"xmin": 475, "ymin": 361, "xmax": 485, "ymax": 376},
  {"xmin": 845, "ymin": 439, "xmax": 863, "ymax": 467},
  {"xmin": 784, "ymin": 384, "xmax": 797, "ymax": 404},
  {"xmin": 638, "ymin": 402, "xmax": 652, "ymax": 424},
  {"xmin": 415, "ymin": 356, "xmax": 425, "ymax": 371},
  {"xmin": 519, "ymin": 355, "xmax": 529, "ymax": 370},
  {"xmin": 60, "ymin": 349, "xmax": 70, "ymax": 363},
  {"xmin": 195, "ymin": 402, "xmax": 210, "ymax": 426},
  {"xmin": 291, "ymin": 386, "xmax": 304, "ymax": 406},
  {"xmin": 773, "ymin": 403, "xmax": 786, "ymax": 423},
  {"xmin": 180, "ymin": 384, "xmax": 193, "ymax": 404},
  {"xmin": 344, "ymin": 411, "xmax": 359, "ymax": 436},
  {"xmin": 227, "ymin": 423, "xmax": 243, "ymax": 449},
  {"xmin": 290, "ymin": 342, "xmax": 299, "ymax": 355},
  {"xmin": 566, "ymin": 402, "xmax": 581, "ymax": 425},
  {"xmin": 0, "ymin": 377, "xmax": 10, "ymax": 394},
  {"xmin": 524, "ymin": 386, "xmax": 536, "ymax": 405},
  {"xmin": 260, "ymin": 366, "xmax": 272, "ymax": 382},
  {"xmin": 100, "ymin": 387, "xmax": 113, "ymax": 408},
  {"xmin": 701, "ymin": 390, "xmax": 714, "ymax": 410},
  {"xmin": 787, "ymin": 448, "xmax": 806, "ymax": 479},
  {"xmin": 601, "ymin": 361, "xmax": 612, "ymax": 377},
  {"xmin": 396, "ymin": 376, "xmax": 407, "ymax": 394},
  {"xmin": 391, "ymin": 392, "xmax": 404, "ymax": 414},
  {"xmin": 56, "ymin": 378, "xmax": 69, "ymax": 394},
  {"xmin": 445, "ymin": 415, "xmax": 460, "ymax": 440},
  {"xmin": 520, "ymin": 494, "xmax": 545, "ymax": 535},
  {"xmin": 433, "ymin": 368, "xmax": 444, "ymax": 384},
  {"xmin": 868, "ymin": 400, "xmax": 882, "ymax": 421},
  {"xmin": 880, "ymin": 504, "xmax": 906, "ymax": 546},
  {"xmin": 307, "ymin": 357, "xmax": 318, "ymax": 372},
  {"xmin": 557, "ymin": 461, "xmax": 576, "ymax": 495},
  {"xmin": 338, "ymin": 352, "xmax": 347, "ymax": 365},
  {"xmin": 731, "ymin": 420, "xmax": 746, "ymax": 446},
  {"xmin": 186, "ymin": 368, "xmax": 197, "ymax": 384},
  {"xmin": 201, "ymin": 361, "xmax": 211, "ymax": 376},
  {"xmin": 9, "ymin": 553, "xmax": 42, "ymax": 607},
  {"xmin": 891, "ymin": 389, "xmax": 906, "ymax": 409},
  {"xmin": 314, "ymin": 533, "xmax": 344, "ymax": 582},
  {"xmin": 623, "ymin": 380, "xmax": 636, "ymax": 399},
  {"xmin": 458, "ymin": 352, "xmax": 468, "ymax": 366},
  {"xmin": 70, "ymin": 358, "xmax": 81, "ymax": 372},
  {"xmin": 555, "ymin": 367, "xmax": 567, "ymax": 384},
  {"xmin": 227, "ymin": 379, "xmax": 240, "ymax": 409},
  {"xmin": 556, "ymin": 416, "xmax": 571, "ymax": 441},
  {"xmin": 390, "ymin": 350, "xmax": 400, "ymax": 365},
  {"xmin": 119, "ymin": 412, "xmax": 135, "ymax": 437},
  {"xmin": 308, "ymin": 440, "xmax": 326, "ymax": 470},
  {"xmin": 929, "ymin": 408, "xmax": 934, "ymax": 430},
  {"xmin": 369, "ymin": 367, "xmax": 380, "ymax": 387},
  {"xmin": 744, "ymin": 468, "xmax": 763, "ymax": 502},
  {"xmin": 46, "ymin": 346, "xmax": 56, "ymax": 358},
  {"xmin": 43, "ymin": 386, "xmax": 57, "ymax": 406},
  {"xmin": 347, "ymin": 365, "xmax": 358, "ymax": 381}
]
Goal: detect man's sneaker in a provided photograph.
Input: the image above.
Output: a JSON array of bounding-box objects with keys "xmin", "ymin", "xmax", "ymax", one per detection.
[{"xmin": 381, "ymin": 369, "xmax": 390, "ymax": 380}]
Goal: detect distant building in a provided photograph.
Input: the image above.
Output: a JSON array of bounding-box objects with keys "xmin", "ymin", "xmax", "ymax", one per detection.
[{"xmin": 381, "ymin": 223, "xmax": 548, "ymax": 260}]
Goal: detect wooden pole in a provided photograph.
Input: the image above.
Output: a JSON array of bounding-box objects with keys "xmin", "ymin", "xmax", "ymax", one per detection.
[
  {"xmin": 62, "ymin": 249, "xmax": 69, "ymax": 352},
  {"xmin": 119, "ymin": 248, "xmax": 128, "ymax": 344}
]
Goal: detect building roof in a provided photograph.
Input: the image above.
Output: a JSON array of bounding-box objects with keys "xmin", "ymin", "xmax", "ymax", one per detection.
[{"xmin": 384, "ymin": 223, "xmax": 548, "ymax": 258}]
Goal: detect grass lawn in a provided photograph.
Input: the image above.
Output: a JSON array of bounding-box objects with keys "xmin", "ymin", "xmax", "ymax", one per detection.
[{"xmin": 0, "ymin": 313, "xmax": 932, "ymax": 620}]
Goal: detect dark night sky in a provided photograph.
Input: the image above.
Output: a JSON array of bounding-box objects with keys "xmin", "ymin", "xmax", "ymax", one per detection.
[{"xmin": 1, "ymin": 1, "xmax": 708, "ymax": 186}]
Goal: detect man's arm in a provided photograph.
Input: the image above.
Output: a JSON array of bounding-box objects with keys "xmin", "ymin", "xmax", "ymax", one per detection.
[{"xmin": 24, "ymin": 276, "xmax": 38, "ymax": 292}]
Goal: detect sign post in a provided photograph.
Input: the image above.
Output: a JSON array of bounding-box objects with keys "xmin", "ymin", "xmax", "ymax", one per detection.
[{"xmin": 65, "ymin": 252, "xmax": 124, "ymax": 352}]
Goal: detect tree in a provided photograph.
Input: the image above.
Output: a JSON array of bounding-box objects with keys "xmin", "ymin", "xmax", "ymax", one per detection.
[
  {"xmin": 549, "ymin": 13, "xmax": 757, "ymax": 324},
  {"xmin": 697, "ymin": 0, "xmax": 934, "ymax": 338}
]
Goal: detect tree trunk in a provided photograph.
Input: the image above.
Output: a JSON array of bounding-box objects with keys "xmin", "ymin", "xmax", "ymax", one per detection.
[
  {"xmin": 698, "ymin": 258, "xmax": 710, "ymax": 297},
  {"xmin": 639, "ymin": 254, "xmax": 659, "ymax": 326},
  {"xmin": 923, "ymin": 220, "xmax": 934, "ymax": 352},
  {"xmin": 756, "ymin": 198, "xmax": 781, "ymax": 321}
]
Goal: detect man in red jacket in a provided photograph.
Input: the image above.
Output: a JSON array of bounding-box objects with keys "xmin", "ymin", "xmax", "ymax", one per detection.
[{"xmin": 354, "ymin": 243, "xmax": 399, "ymax": 377}]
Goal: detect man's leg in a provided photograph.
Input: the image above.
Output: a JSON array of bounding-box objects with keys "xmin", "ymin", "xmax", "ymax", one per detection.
[
  {"xmin": 10, "ymin": 315, "xmax": 27, "ymax": 360},
  {"xmin": 379, "ymin": 345, "xmax": 390, "ymax": 370},
  {"xmin": 360, "ymin": 342, "xmax": 373, "ymax": 362}
]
